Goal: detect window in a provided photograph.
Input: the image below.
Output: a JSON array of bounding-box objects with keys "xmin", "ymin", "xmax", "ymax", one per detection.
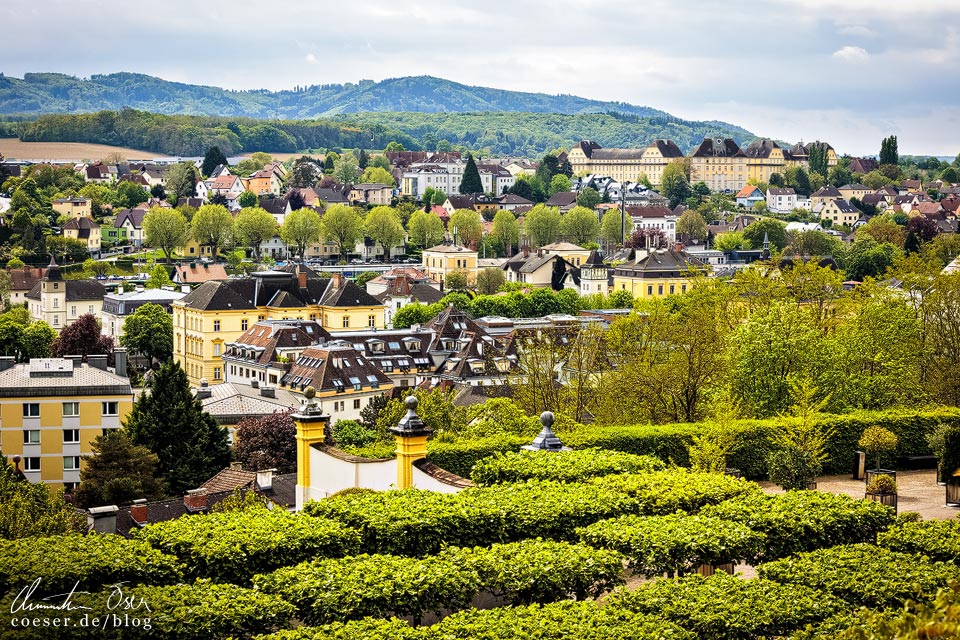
[
  {"xmin": 214, "ymin": 343, "xmax": 221, "ymax": 356},
  {"xmin": 23, "ymin": 430, "xmax": 40, "ymax": 445},
  {"xmin": 214, "ymin": 367, "xmax": 221, "ymax": 380},
  {"xmin": 101, "ymin": 402, "xmax": 118, "ymax": 416},
  {"xmin": 258, "ymin": 315, "xmax": 265, "ymax": 321},
  {"xmin": 71, "ymin": 305, "xmax": 77, "ymax": 316},
  {"xmin": 343, "ymin": 316, "xmax": 350, "ymax": 328},
  {"xmin": 213, "ymin": 320, "xmax": 220, "ymax": 332},
  {"xmin": 63, "ymin": 482, "xmax": 78, "ymax": 492},
  {"xmin": 53, "ymin": 298, "xmax": 59, "ymax": 308},
  {"xmin": 682, "ymin": 284, "xmax": 687, "ymax": 293},
  {"xmin": 349, "ymin": 376, "xmax": 362, "ymax": 390},
  {"xmin": 658, "ymin": 284, "xmax": 664, "ymax": 295},
  {"xmin": 63, "ymin": 429, "xmax": 80, "ymax": 444},
  {"xmin": 669, "ymin": 284, "xmax": 675, "ymax": 294},
  {"xmin": 647, "ymin": 285, "xmax": 653, "ymax": 296},
  {"xmin": 368, "ymin": 315, "xmax": 376, "ymax": 327},
  {"xmin": 62, "ymin": 402, "xmax": 79, "ymax": 417},
  {"xmin": 353, "ymin": 399, "xmax": 361, "ymax": 410},
  {"xmin": 23, "ymin": 457, "xmax": 40, "ymax": 472},
  {"xmin": 88, "ymin": 305, "xmax": 94, "ymax": 314},
  {"xmin": 63, "ymin": 456, "xmax": 81, "ymax": 471},
  {"xmin": 309, "ymin": 314, "xmax": 316, "ymax": 321},
  {"xmin": 241, "ymin": 319, "xmax": 248, "ymax": 331},
  {"xmin": 22, "ymin": 403, "xmax": 39, "ymax": 418}
]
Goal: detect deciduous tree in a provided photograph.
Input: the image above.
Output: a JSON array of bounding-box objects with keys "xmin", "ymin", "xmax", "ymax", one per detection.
[
  {"xmin": 676, "ymin": 210, "xmax": 708, "ymax": 243},
  {"xmin": 143, "ymin": 207, "xmax": 190, "ymax": 263},
  {"xmin": 449, "ymin": 208, "xmax": 483, "ymax": 246},
  {"xmin": 51, "ymin": 314, "xmax": 113, "ymax": 361},
  {"xmin": 332, "ymin": 151, "xmax": 360, "ymax": 184},
  {"xmin": 191, "ymin": 204, "xmax": 234, "ymax": 259},
  {"xmin": 359, "ymin": 166, "xmax": 396, "ymax": 187},
  {"xmin": 280, "ymin": 207, "xmax": 322, "ymax": 259},
  {"xmin": 234, "ymin": 411, "xmax": 297, "ymax": 474},
  {"xmin": 524, "ymin": 204, "xmax": 562, "ymax": 247},
  {"xmin": 492, "ymin": 210, "xmax": 520, "ymax": 255},
  {"xmin": 121, "ymin": 303, "xmax": 173, "ymax": 363},
  {"xmin": 561, "ymin": 206, "xmax": 600, "ymax": 245},
  {"xmin": 234, "ymin": 206, "xmax": 277, "ymax": 261},
  {"xmin": 0, "ymin": 453, "xmax": 86, "ymax": 539},
  {"xmin": 407, "ymin": 210, "xmax": 445, "ymax": 248},
  {"xmin": 319, "ymin": 204, "xmax": 364, "ymax": 261},
  {"xmin": 364, "ymin": 206, "xmax": 405, "ymax": 253},
  {"xmin": 476, "ymin": 267, "xmax": 506, "ymax": 294}
]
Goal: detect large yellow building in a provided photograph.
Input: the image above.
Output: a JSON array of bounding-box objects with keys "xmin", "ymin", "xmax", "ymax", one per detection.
[
  {"xmin": 690, "ymin": 138, "xmax": 747, "ymax": 193},
  {"xmin": 422, "ymin": 244, "xmax": 478, "ymax": 286},
  {"xmin": 612, "ymin": 248, "xmax": 709, "ymax": 298},
  {"xmin": 743, "ymin": 139, "xmax": 787, "ymax": 185},
  {"xmin": 0, "ymin": 356, "xmax": 133, "ymax": 490},
  {"xmin": 173, "ymin": 266, "xmax": 386, "ymax": 386},
  {"xmin": 567, "ymin": 139, "xmax": 683, "ymax": 185}
]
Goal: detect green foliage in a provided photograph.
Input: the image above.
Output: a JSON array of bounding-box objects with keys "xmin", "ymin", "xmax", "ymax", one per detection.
[
  {"xmin": 609, "ymin": 572, "xmax": 845, "ymax": 640},
  {"xmin": 75, "ymin": 429, "xmax": 165, "ymax": 508},
  {"xmin": 470, "ymin": 449, "xmax": 664, "ymax": 486},
  {"xmin": 364, "ymin": 206, "xmax": 404, "ymax": 251},
  {"xmin": 281, "ymin": 207, "xmax": 322, "ymax": 258},
  {"xmin": 578, "ymin": 513, "xmax": 764, "ymax": 577},
  {"xmin": 331, "ymin": 419, "xmax": 376, "ymax": 448},
  {"xmin": 143, "ymin": 206, "xmax": 190, "ymax": 261},
  {"xmin": 133, "ymin": 503, "xmax": 361, "ymax": 582},
  {"xmin": 234, "ymin": 206, "xmax": 278, "ymax": 260},
  {"xmin": 878, "ymin": 517, "xmax": 960, "ymax": 562},
  {"xmin": 561, "ymin": 206, "xmax": 601, "ymax": 245},
  {"xmin": 407, "ymin": 210, "xmax": 445, "ymax": 248},
  {"xmin": 0, "ymin": 455, "xmax": 87, "ymax": 539},
  {"xmin": 459, "ymin": 153, "xmax": 483, "ymax": 194},
  {"xmin": 758, "ymin": 544, "xmax": 960, "ymax": 609},
  {"xmin": 425, "ymin": 435, "xmax": 529, "ymax": 477},
  {"xmin": 524, "ymin": 204, "xmax": 562, "ymax": 246},
  {"xmin": 120, "ymin": 301, "xmax": 173, "ymax": 362},
  {"xmin": 591, "ymin": 470, "xmax": 760, "ymax": 515},
  {"xmin": 700, "ymin": 491, "xmax": 896, "ymax": 563},
  {"xmin": 0, "ymin": 534, "xmax": 182, "ymax": 595},
  {"xmin": 859, "ymin": 425, "xmax": 899, "ymax": 470},
  {"xmin": 833, "ymin": 582, "xmax": 960, "ymax": 639}
]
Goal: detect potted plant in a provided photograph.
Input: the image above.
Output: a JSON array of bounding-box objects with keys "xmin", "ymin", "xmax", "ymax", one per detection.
[
  {"xmin": 859, "ymin": 425, "xmax": 898, "ymax": 486},
  {"xmin": 766, "ymin": 380, "xmax": 832, "ymax": 491},
  {"xmin": 926, "ymin": 423, "xmax": 950, "ymax": 486},
  {"xmin": 865, "ymin": 474, "xmax": 898, "ymax": 513},
  {"xmin": 941, "ymin": 424, "xmax": 960, "ymax": 507}
]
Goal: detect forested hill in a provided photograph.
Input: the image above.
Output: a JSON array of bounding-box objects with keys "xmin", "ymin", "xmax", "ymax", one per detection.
[
  {"xmin": 11, "ymin": 109, "xmax": 756, "ymax": 158},
  {"xmin": 2, "ymin": 72, "xmax": 669, "ymax": 120}
]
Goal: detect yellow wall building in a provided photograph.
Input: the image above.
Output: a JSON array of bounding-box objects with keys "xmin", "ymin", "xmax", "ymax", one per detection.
[
  {"xmin": 52, "ymin": 197, "xmax": 92, "ymax": 220},
  {"xmin": 62, "ymin": 217, "xmax": 101, "ymax": 254},
  {"xmin": 612, "ymin": 249, "xmax": 709, "ymax": 299},
  {"xmin": 173, "ymin": 267, "xmax": 386, "ymax": 386},
  {"xmin": 0, "ymin": 356, "xmax": 133, "ymax": 490},
  {"xmin": 690, "ymin": 138, "xmax": 747, "ymax": 193},
  {"xmin": 568, "ymin": 139, "xmax": 683, "ymax": 185},
  {"xmin": 422, "ymin": 244, "xmax": 478, "ymax": 286}
]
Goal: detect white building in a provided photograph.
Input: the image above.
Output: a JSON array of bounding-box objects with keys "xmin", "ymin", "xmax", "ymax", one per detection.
[{"xmin": 767, "ymin": 188, "xmax": 798, "ymax": 214}]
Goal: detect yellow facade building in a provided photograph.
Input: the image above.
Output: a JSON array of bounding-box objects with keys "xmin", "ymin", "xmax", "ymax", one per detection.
[
  {"xmin": 52, "ymin": 197, "xmax": 92, "ymax": 220},
  {"xmin": 567, "ymin": 139, "xmax": 684, "ymax": 185},
  {"xmin": 690, "ymin": 138, "xmax": 747, "ymax": 193},
  {"xmin": 173, "ymin": 267, "xmax": 386, "ymax": 386},
  {"xmin": 25, "ymin": 257, "xmax": 106, "ymax": 331},
  {"xmin": 612, "ymin": 248, "xmax": 709, "ymax": 298},
  {"xmin": 62, "ymin": 217, "xmax": 102, "ymax": 254},
  {"xmin": 422, "ymin": 244, "xmax": 478, "ymax": 286},
  {"xmin": 0, "ymin": 356, "xmax": 133, "ymax": 490}
]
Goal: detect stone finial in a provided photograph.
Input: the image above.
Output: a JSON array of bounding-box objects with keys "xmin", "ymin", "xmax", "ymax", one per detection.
[
  {"xmin": 389, "ymin": 395, "xmax": 432, "ymax": 437},
  {"xmin": 524, "ymin": 411, "xmax": 566, "ymax": 452},
  {"xmin": 304, "ymin": 386, "xmax": 316, "ymax": 400}
]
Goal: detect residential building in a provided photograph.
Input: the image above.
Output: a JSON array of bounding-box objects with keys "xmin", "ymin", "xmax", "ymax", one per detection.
[
  {"xmin": 333, "ymin": 328, "xmax": 437, "ymax": 389},
  {"xmin": 205, "ymin": 174, "xmax": 246, "ymax": 207},
  {"xmin": 477, "ymin": 164, "xmax": 516, "ymax": 195},
  {"xmin": 368, "ymin": 272, "xmax": 443, "ymax": 328},
  {"xmin": 101, "ymin": 286, "xmax": 187, "ymax": 340},
  {"xmin": 689, "ymin": 138, "xmax": 747, "ymax": 193},
  {"xmin": 172, "ymin": 263, "xmax": 229, "ymax": 287},
  {"xmin": 544, "ymin": 191, "xmax": 579, "ymax": 213},
  {"xmin": 638, "ymin": 140, "xmax": 685, "ymax": 186},
  {"xmin": 7, "ymin": 266, "xmax": 45, "ymax": 308},
  {"xmin": 0, "ymin": 355, "xmax": 132, "ymax": 490},
  {"xmin": 767, "ymin": 187, "xmax": 798, "ymax": 214},
  {"xmin": 52, "ymin": 197, "xmax": 92, "ymax": 220},
  {"xmin": 811, "ymin": 185, "xmax": 843, "ymax": 207},
  {"xmin": 539, "ymin": 242, "xmax": 592, "ymax": 267},
  {"xmin": 612, "ymin": 248, "xmax": 709, "ymax": 298},
  {"xmin": 627, "ymin": 205, "xmax": 676, "ymax": 243},
  {"xmin": 735, "ymin": 185, "xmax": 765, "ymax": 209},
  {"xmin": 502, "ymin": 250, "xmax": 572, "ymax": 288},
  {"xmin": 784, "ymin": 141, "xmax": 838, "ymax": 170},
  {"xmin": 424, "ymin": 305, "xmax": 518, "ymax": 388},
  {"xmin": 496, "ymin": 194, "xmax": 535, "ymax": 211},
  {"xmin": 25, "ymin": 258, "xmax": 106, "ymax": 330},
  {"xmin": 114, "ymin": 209, "xmax": 146, "ymax": 247},
  {"xmin": 849, "ymin": 157, "xmax": 879, "ymax": 174},
  {"xmin": 568, "ymin": 139, "xmax": 683, "ymax": 185},
  {"xmin": 743, "ymin": 139, "xmax": 787, "ymax": 185},
  {"xmin": 422, "ymin": 244, "xmax": 478, "ymax": 286},
  {"xmin": 244, "ymin": 168, "xmax": 282, "ymax": 197},
  {"xmin": 222, "ymin": 320, "xmax": 331, "ymax": 388},
  {"xmin": 348, "ymin": 183, "xmax": 393, "ymax": 206},
  {"xmin": 838, "ymin": 183, "xmax": 871, "ymax": 202},
  {"xmin": 578, "ymin": 250, "xmax": 610, "ymax": 295},
  {"xmin": 815, "ymin": 199, "xmax": 861, "ymax": 226},
  {"xmin": 62, "ymin": 217, "xmax": 101, "ymax": 255}
]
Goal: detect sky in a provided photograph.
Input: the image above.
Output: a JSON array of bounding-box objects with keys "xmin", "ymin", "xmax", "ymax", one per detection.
[{"xmin": 3, "ymin": 0, "xmax": 960, "ymax": 157}]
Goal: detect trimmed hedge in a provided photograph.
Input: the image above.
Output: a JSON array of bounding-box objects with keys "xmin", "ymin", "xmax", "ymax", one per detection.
[
  {"xmin": 133, "ymin": 505, "xmax": 361, "ymax": 583},
  {"xmin": 258, "ymin": 618, "xmax": 423, "ymax": 640},
  {"xmin": 591, "ymin": 469, "xmax": 761, "ymax": 515},
  {"xmin": 426, "ymin": 435, "xmax": 528, "ymax": 478},
  {"xmin": 699, "ymin": 490, "xmax": 896, "ymax": 563},
  {"xmin": 877, "ymin": 517, "xmax": 960, "ymax": 562},
  {"xmin": 470, "ymin": 448, "xmax": 665, "ymax": 485},
  {"xmin": 0, "ymin": 534, "xmax": 182, "ymax": 595},
  {"xmin": 254, "ymin": 540, "xmax": 625, "ymax": 625},
  {"xmin": 577, "ymin": 513, "xmax": 765, "ymax": 577},
  {"xmin": 608, "ymin": 572, "xmax": 845, "ymax": 640},
  {"xmin": 304, "ymin": 481, "xmax": 636, "ymax": 556},
  {"xmin": 757, "ymin": 543, "xmax": 960, "ymax": 609}
]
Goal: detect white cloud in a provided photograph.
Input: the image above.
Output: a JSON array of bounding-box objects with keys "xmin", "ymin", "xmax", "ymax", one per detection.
[
  {"xmin": 836, "ymin": 24, "xmax": 876, "ymax": 37},
  {"xmin": 832, "ymin": 46, "xmax": 870, "ymax": 62},
  {"xmin": 304, "ymin": 53, "xmax": 318, "ymax": 64}
]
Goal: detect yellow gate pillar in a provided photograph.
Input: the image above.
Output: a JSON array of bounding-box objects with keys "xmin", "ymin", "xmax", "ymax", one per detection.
[
  {"xmin": 389, "ymin": 396, "xmax": 433, "ymax": 490},
  {"xmin": 293, "ymin": 386, "xmax": 328, "ymax": 506}
]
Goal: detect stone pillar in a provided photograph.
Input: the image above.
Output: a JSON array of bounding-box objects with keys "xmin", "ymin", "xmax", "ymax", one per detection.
[
  {"xmin": 293, "ymin": 386, "xmax": 328, "ymax": 507},
  {"xmin": 389, "ymin": 396, "xmax": 433, "ymax": 490},
  {"xmin": 522, "ymin": 411, "xmax": 570, "ymax": 452}
]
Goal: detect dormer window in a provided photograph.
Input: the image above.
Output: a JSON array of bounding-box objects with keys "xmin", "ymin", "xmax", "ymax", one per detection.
[
  {"xmin": 332, "ymin": 379, "xmax": 344, "ymax": 393},
  {"xmin": 404, "ymin": 339, "xmax": 420, "ymax": 351},
  {"xmin": 349, "ymin": 376, "xmax": 362, "ymax": 391}
]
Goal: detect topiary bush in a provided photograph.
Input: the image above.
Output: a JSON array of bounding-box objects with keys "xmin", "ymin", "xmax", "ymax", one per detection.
[
  {"xmin": 877, "ymin": 517, "xmax": 960, "ymax": 562},
  {"xmin": 591, "ymin": 469, "xmax": 761, "ymax": 515},
  {"xmin": 470, "ymin": 448, "xmax": 664, "ymax": 486}
]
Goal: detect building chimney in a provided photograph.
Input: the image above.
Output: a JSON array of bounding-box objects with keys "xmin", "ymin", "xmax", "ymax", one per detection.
[
  {"xmin": 674, "ymin": 241, "xmax": 684, "ymax": 253},
  {"xmin": 260, "ymin": 386, "xmax": 276, "ymax": 398},
  {"xmin": 129, "ymin": 499, "xmax": 148, "ymax": 526},
  {"xmin": 523, "ymin": 246, "xmax": 530, "ymax": 258},
  {"xmin": 66, "ymin": 355, "xmax": 83, "ymax": 369},
  {"xmin": 0, "ymin": 357, "xmax": 15, "ymax": 372},
  {"xmin": 87, "ymin": 505, "xmax": 119, "ymax": 534},
  {"xmin": 250, "ymin": 378, "xmax": 259, "ymax": 389},
  {"xmin": 297, "ymin": 266, "xmax": 308, "ymax": 289},
  {"xmin": 184, "ymin": 488, "xmax": 208, "ymax": 512},
  {"xmin": 114, "ymin": 348, "xmax": 127, "ymax": 377},
  {"xmin": 230, "ymin": 461, "xmax": 243, "ymax": 471},
  {"xmin": 88, "ymin": 354, "xmax": 108, "ymax": 371},
  {"xmin": 332, "ymin": 273, "xmax": 343, "ymax": 289},
  {"xmin": 256, "ymin": 468, "xmax": 276, "ymax": 491}
]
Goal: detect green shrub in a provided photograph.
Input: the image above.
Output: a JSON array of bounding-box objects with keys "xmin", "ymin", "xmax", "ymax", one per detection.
[
  {"xmin": 757, "ymin": 543, "xmax": 960, "ymax": 609},
  {"xmin": 133, "ymin": 504, "xmax": 361, "ymax": 582},
  {"xmin": 577, "ymin": 513, "xmax": 765, "ymax": 577},
  {"xmin": 470, "ymin": 448, "xmax": 664, "ymax": 486},
  {"xmin": 0, "ymin": 534, "xmax": 182, "ymax": 595},
  {"xmin": 608, "ymin": 572, "xmax": 845, "ymax": 640},
  {"xmin": 877, "ymin": 517, "xmax": 960, "ymax": 562},
  {"xmin": 700, "ymin": 490, "xmax": 896, "ymax": 562},
  {"xmin": 591, "ymin": 469, "xmax": 761, "ymax": 515},
  {"xmin": 426, "ymin": 435, "xmax": 528, "ymax": 477},
  {"xmin": 331, "ymin": 419, "xmax": 376, "ymax": 448},
  {"xmin": 339, "ymin": 442, "xmax": 395, "ymax": 459},
  {"xmin": 257, "ymin": 618, "xmax": 422, "ymax": 640}
]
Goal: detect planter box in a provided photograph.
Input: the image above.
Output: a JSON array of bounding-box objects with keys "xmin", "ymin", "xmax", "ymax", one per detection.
[
  {"xmin": 805, "ymin": 480, "xmax": 818, "ymax": 490},
  {"xmin": 865, "ymin": 491, "xmax": 898, "ymax": 514},
  {"xmin": 947, "ymin": 482, "xmax": 960, "ymax": 508},
  {"xmin": 865, "ymin": 469, "xmax": 896, "ymax": 486},
  {"xmin": 724, "ymin": 468, "xmax": 742, "ymax": 479},
  {"xmin": 695, "ymin": 562, "xmax": 735, "ymax": 577}
]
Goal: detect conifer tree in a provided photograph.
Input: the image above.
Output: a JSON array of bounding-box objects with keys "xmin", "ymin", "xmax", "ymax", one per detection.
[
  {"xmin": 75, "ymin": 430, "xmax": 165, "ymax": 507},
  {"xmin": 201, "ymin": 146, "xmax": 228, "ymax": 178},
  {"xmin": 125, "ymin": 362, "xmax": 231, "ymax": 495},
  {"xmin": 459, "ymin": 153, "xmax": 484, "ymax": 194}
]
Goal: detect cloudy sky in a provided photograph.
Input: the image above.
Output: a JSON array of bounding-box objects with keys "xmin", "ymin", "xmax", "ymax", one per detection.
[{"xmin": 4, "ymin": 0, "xmax": 959, "ymax": 156}]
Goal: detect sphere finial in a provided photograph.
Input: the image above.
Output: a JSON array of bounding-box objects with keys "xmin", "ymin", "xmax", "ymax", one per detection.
[{"xmin": 304, "ymin": 386, "xmax": 316, "ymax": 400}]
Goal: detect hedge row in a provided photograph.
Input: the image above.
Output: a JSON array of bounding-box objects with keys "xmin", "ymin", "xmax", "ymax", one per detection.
[
  {"xmin": 253, "ymin": 540, "xmax": 625, "ymax": 625},
  {"xmin": 757, "ymin": 543, "xmax": 960, "ymax": 609},
  {"xmin": 877, "ymin": 516, "xmax": 960, "ymax": 562},
  {"xmin": 577, "ymin": 514, "xmax": 764, "ymax": 577},
  {"xmin": 256, "ymin": 601, "xmax": 694, "ymax": 640},
  {"xmin": 608, "ymin": 572, "xmax": 845, "ymax": 640},
  {"xmin": 590, "ymin": 469, "xmax": 761, "ymax": 515},
  {"xmin": 470, "ymin": 448, "xmax": 665, "ymax": 486},
  {"xmin": 426, "ymin": 435, "xmax": 528, "ymax": 478},
  {"xmin": 133, "ymin": 504, "xmax": 361, "ymax": 583},
  {"xmin": 699, "ymin": 490, "xmax": 896, "ymax": 562},
  {"xmin": 0, "ymin": 534, "xmax": 182, "ymax": 595}
]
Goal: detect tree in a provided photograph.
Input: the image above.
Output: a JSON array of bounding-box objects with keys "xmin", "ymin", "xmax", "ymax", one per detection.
[
  {"xmin": 393, "ymin": 301, "xmax": 442, "ymax": 329},
  {"xmin": 332, "ymin": 151, "xmax": 361, "ymax": 184},
  {"xmin": 234, "ymin": 207, "xmax": 277, "ymax": 261},
  {"xmin": 364, "ymin": 206, "xmax": 405, "ymax": 254},
  {"xmin": 787, "ymin": 230, "xmax": 841, "ymax": 257},
  {"xmin": 0, "ymin": 317, "xmax": 24, "ymax": 361},
  {"xmin": 192, "ymin": 204, "xmax": 234, "ymax": 259},
  {"xmin": 576, "ymin": 187, "xmax": 601, "ymax": 210},
  {"xmin": 941, "ymin": 166, "xmax": 959, "ymax": 184},
  {"xmin": 907, "ymin": 215, "xmax": 940, "ymax": 244},
  {"xmin": 459, "ymin": 153, "xmax": 484, "ymax": 194},
  {"xmin": 164, "ymin": 162, "xmax": 198, "ymax": 203},
  {"xmin": 238, "ymin": 190, "xmax": 258, "ymax": 209},
  {"xmin": 143, "ymin": 207, "xmax": 190, "ymax": 262},
  {"xmin": 827, "ymin": 165, "xmax": 853, "ymax": 188},
  {"xmin": 0, "ymin": 453, "xmax": 86, "ymax": 539},
  {"xmin": 880, "ymin": 135, "xmax": 899, "ymax": 166},
  {"xmin": 476, "ymin": 267, "xmax": 506, "ymax": 294},
  {"xmin": 445, "ymin": 269, "xmax": 470, "ymax": 291},
  {"xmin": 116, "ymin": 181, "xmax": 149, "ymax": 209},
  {"xmin": 143, "ymin": 264, "xmax": 171, "ymax": 290},
  {"xmin": 786, "ymin": 166, "xmax": 811, "ymax": 196},
  {"xmin": 234, "ymin": 411, "xmax": 297, "ymax": 474},
  {"xmin": 121, "ymin": 303, "xmax": 174, "ymax": 363},
  {"xmin": 280, "ymin": 207, "xmax": 322, "ymax": 259},
  {"xmin": 51, "ymin": 314, "xmax": 113, "ymax": 361},
  {"xmin": 74, "ymin": 430, "xmax": 165, "ymax": 508},
  {"xmin": 449, "ymin": 208, "xmax": 483, "ymax": 246},
  {"xmin": 288, "ymin": 157, "xmax": 321, "ymax": 188},
  {"xmin": 359, "ymin": 166, "xmax": 395, "ymax": 187},
  {"xmin": 661, "ymin": 161, "xmax": 692, "ymax": 208},
  {"xmin": 549, "ymin": 173, "xmax": 572, "ymax": 195},
  {"xmin": 561, "ymin": 206, "xmax": 600, "ymax": 245},
  {"xmin": 319, "ymin": 204, "xmax": 364, "ymax": 261},
  {"xmin": 845, "ymin": 238, "xmax": 898, "ymax": 281},
  {"xmin": 384, "ymin": 141, "xmax": 405, "ymax": 152},
  {"xmin": 743, "ymin": 218, "xmax": 788, "ymax": 250},
  {"xmin": 676, "ymin": 210, "xmax": 708, "ymax": 243},
  {"xmin": 84, "ymin": 258, "xmax": 110, "ymax": 277},
  {"xmin": 357, "ymin": 149, "xmax": 369, "ymax": 170},
  {"xmin": 202, "ymin": 146, "xmax": 229, "ymax": 178},
  {"xmin": 21, "ymin": 321, "xmax": 55, "ymax": 360},
  {"xmin": 767, "ymin": 379, "xmax": 833, "ymax": 490},
  {"xmin": 600, "ymin": 208, "xmax": 629, "ymax": 246},
  {"xmin": 714, "ymin": 231, "xmax": 751, "ymax": 251},
  {"xmin": 524, "ymin": 204, "xmax": 562, "ymax": 247},
  {"xmin": 407, "ymin": 210, "xmax": 445, "ymax": 248},
  {"xmin": 125, "ymin": 361, "xmax": 231, "ymax": 496},
  {"xmin": 492, "ymin": 210, "xmax": 520, "ymax": 255}
]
